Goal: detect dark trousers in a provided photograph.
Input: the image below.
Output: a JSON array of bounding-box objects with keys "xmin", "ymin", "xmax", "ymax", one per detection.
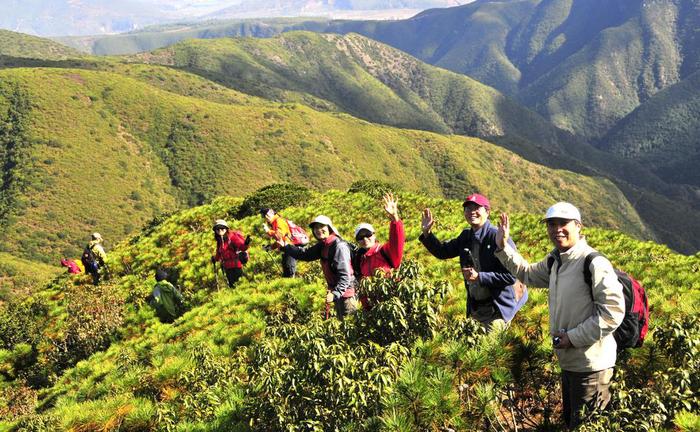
[
  {"xmin": 282, "ymin": 251, "xmax": 297, "ymax": 277},
  {"xmin": 224, "ymin": 267, "xmax": 243, "ymax": 288},
  {"xmin": 561, "ymin": 368, "xmax": 614, "ymax": 429},
  {"xmin": 88, "ymin": 269, "xmax": 100, "ymax": 286}
]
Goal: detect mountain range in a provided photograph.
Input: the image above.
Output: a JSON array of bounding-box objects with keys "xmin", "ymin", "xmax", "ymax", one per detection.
[
  {"xmin": 64, "ymin": 0, "xmax": 700, "ymax": 191},
  {"xmin": 1, "ymin": 26, "xmax": 699, "ymax": 265}
]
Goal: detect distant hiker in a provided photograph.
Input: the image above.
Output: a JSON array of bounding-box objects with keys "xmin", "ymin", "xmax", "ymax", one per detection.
[
  {"xmin": 148, "ymin": 268, "xmax": 184, "ymax": 323},
  {"xmin": 420, "ymin": 193, "xmax": 527, "ymax": 331},
  {"xmin": 277, "ymin": 215, "xmax": 357, "ymax": 319},
  {"xmin": 82, "ymin": 232, "xmax": 107, "ymax": 285},
  {"xmin": 353, "ymin": 193, "xmax": 405, "ymax": 308},
  {"xmin": 60, "ymin": 258, "xmax": 81, "ymax": 274},
  {"xmin": 261, "ymin": 208, "xmax": 309, "ymax": 277},
  {"xmin": 495, "ymin": 202, "xmax": 625, "ymax": 428},
  {"xmin": 211, "ymin": 219, "xmax": 251, "ymax": 288}
]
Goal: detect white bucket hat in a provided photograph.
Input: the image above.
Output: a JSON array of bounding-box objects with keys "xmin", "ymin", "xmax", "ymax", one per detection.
[
  {"xmin": 309, "ymin": 215, "xmax": 340, "ymax": 236},
  {"xmin": 91, "ymin": 232, "xmax": 103, "ymax": 241},
  {"xmin": 543, "ymin": 202, "xmax": 582, "ymax": 223},
  {"xmin": 354, "ymin": 223, "xmax": 375, "ymax": 238}
]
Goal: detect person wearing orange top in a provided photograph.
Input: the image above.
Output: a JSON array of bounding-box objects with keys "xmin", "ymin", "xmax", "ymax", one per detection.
[{"xmin": 261, "ymin": 208, "xmax": 298, "ymax": 277}]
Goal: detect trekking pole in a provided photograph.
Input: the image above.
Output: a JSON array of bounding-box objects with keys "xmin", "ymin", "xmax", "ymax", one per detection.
[{"xmin": 212, "ymin": 261, "xmax": 220, "ymax": 291}]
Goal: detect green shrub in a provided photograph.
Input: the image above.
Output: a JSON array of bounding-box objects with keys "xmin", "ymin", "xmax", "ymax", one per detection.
[
  {"xmin": 242, "ymin": 260, "xmax": 449, "ymax": 430},
  {"xmin": 236, "ymin": 183, "xmax": 311, "ymax": 219},
  {"xmin": 43, "ymin": 283, "xmax": 125, "ymax": 378},
  {"xmin": 347, "ymin": 179, "xmax": 401, "ymax": 199}
]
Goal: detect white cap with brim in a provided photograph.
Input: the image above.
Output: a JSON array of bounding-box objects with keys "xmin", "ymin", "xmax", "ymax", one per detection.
[
  {"xmin": 309, "ymin": 215, "xmax": 340, "ymax": 236},
  {"xmin": 354, "ymin": 223, "xmax": 375, "ymax": 238},
  {"xmin": 213, "ymin": 219, "xmax": 229, "ymax": 229},
  {"xmin": 544, "ymin": 202, "xmax": 582, "ymax": 223}
]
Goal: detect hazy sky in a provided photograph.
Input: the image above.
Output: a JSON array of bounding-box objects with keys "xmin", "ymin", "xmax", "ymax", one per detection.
[{"xmin": 0, "ymin": 0, "xmax": 469, "ymax": 37}]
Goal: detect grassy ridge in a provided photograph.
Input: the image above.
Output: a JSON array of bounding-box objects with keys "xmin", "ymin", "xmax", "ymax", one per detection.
[
  {"xmin": 0, "ymin": 30, "xmax": 83, "ymax": 60},
  {"xmin": 0, "ymin": 65, "xmax": 648, "ymax": 266},
  {"xmin": 1, "ymin": 189, "xmax": 697, "ymax": 430}
]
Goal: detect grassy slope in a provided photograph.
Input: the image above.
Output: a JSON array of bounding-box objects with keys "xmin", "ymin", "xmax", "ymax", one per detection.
[
  {"xmin": 0, "ymin": 30, "xmax": 83, "ymax": 60},
  {"xmin": 0, "ymin": 252, "xmax": 61, "ymax": 301},
  {"xmin": 1, "ymin": 190, "xmax": 697, "ymax": 430},
  {"xmin": 0, "ymin": 66, "xmax": 646, "ymax": 266},
  {"xmin": 601, "ymin": 71, "xmax": 700, "ymax": 186}
]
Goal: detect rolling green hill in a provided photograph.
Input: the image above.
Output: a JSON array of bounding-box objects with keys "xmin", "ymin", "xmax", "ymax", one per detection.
[
  {"xmin": 0, "ymin": 30, "xmax": 83, "ymax": 60},
  {"xmin": 0, "ymin": 65, "xmax": 647, "ymax": 267},
  {"xmin": 1, "ymin": 188, "xmax": 698, "ymax": 430},
  {"xmin": 131, "ymin": 31, "xmax": 568, "ymax": 145},
  {"xmin": 601, "ymin": 71, "xmax": 700, "ymax": 187}
]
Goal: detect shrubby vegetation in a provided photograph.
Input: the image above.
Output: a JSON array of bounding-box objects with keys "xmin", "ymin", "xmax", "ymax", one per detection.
[
  {"xmin": 236, "ymin": 183, "xmax": 311, "ymax": 218},
  {"xmin": 0, "ymin": 189, "xmax": 697, "ymax": 431}
]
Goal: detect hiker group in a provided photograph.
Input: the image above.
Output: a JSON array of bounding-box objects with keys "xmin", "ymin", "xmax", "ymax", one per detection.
[{"xmin": 70, "ymin": 190, "xmax": 647, "ymax": 429}]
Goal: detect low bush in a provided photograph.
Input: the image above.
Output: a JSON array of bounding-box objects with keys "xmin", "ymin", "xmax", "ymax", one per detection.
[
  {"xmin": 236, "ymin": 183, "xmax": 312, "ymax": 218},
  {"xmin": 347, "ymin": 179, "xmax": 401, "ymax": 199}
]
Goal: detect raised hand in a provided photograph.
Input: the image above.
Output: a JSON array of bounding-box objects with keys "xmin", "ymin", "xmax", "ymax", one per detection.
[
  {"xmin": 496, "ymin": 213, "xmax": 510, "ymax": 250},
  {"xmin": 383, "ymin": 192, "xmax": 399, "ymax": 221},
  {"xmin": 421, "ymin": 208, "xmax": 435, "ymax": 235}
]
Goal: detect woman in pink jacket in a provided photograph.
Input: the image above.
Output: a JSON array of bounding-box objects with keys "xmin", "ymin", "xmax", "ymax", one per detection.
[{"xmin": 211, "ymin": 219, "xmax": 250, "ymax": 287}]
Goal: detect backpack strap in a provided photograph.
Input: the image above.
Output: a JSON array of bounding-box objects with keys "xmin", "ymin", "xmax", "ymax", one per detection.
[
  {"xmin": 546, "ymin": 255, "xmax": 555, "ymax": 274},
  {"xmin": 379, "ymin": 248, "xmax": 395, "ymax": 269},
  {"xmin": 583, "ymin": 252, "xmax": 603, "ymax": 288}
]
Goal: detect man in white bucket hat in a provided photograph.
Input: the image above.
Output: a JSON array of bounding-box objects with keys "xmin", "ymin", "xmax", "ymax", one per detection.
[
  {"xmin": 278, "ymin": 214, "xmax": 357, "ymax": 319},
  {"xmin": 494, "ymin": 202, "xmax": 625, "ymax": 428}
]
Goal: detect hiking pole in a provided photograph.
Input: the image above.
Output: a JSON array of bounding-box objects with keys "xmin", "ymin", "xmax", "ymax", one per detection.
[{"xmin": 212, "ymin": 261, "xmax": 221, "ymax": 291}]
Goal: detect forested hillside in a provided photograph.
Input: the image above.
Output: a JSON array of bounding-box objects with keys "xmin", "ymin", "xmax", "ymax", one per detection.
[
  {"xmin": 1, "ymin": 186, "xmax": 698, "ymax": 431},
  {"xmin": 601, "ymin": 71, "xmax": 700, "ymax": 187}
]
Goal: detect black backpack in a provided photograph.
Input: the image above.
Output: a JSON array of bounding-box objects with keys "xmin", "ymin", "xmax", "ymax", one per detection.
[{"xmin": 81, "ymin": 244, "xmax": 99, "ymax": 273}]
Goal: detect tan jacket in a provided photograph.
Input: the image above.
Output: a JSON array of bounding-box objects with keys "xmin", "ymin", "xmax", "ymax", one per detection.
[
  {"xmin": 88, "ymin": 240, "xmax": 107, "ymax": 262},
  {"xmin": 496, "ymin": 238, "xmax": 624, "ymax": 372}
]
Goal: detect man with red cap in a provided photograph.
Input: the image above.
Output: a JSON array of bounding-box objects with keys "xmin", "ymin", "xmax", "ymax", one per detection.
[{"xmin": 420, "ymin": 192, "xmax": 527, "ymax": 330}]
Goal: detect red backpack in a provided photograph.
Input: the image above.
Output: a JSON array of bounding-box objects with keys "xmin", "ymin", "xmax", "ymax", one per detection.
[
  {"xmin": 548, "ymin": 252, "xmax": 649, "ymax": 350},
  {"xmin": 287, "ymin": 219, "xmax": 310, "ymax": 246}
]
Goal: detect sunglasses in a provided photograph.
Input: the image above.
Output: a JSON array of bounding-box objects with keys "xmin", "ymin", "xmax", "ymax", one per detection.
[{"xmin": 355, "ymin": 232, "xmax": 374, "ymax": 241}]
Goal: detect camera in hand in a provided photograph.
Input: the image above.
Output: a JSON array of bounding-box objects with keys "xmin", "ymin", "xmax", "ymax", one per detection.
[{"xmin": 462, "ymin": 248, "xmax": 476, "ymax": 268}]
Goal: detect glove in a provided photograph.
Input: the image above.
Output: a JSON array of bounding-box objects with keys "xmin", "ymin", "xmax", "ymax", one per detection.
[
  {"xmin": 244, "ymin": 235, "xmax": 252, "ymax": 245},
  {"xmin": 326, "ymin": 292, "xmax": 335, "ymax": 304},
  {"xmin": 238, "ymin": 251, "xmax": 249, "ymax": 265},
  {"xmin": 210, "ymin": 256, "xmax": 217, "ymax": 264}
]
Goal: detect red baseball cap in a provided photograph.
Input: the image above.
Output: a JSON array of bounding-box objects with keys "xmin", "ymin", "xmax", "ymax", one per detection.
[{"xmin": 463, "ymin": 193, "xmax": 490, "ymax": 210}]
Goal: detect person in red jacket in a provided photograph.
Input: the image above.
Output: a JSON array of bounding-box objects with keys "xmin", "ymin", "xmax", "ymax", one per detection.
[
  {"xmin": 211, "ymin": 219, "xmax": 251, "ymax": 288},
  {"xmin": 60, "ymin": 258, "xmax": 81, "ymax": 274},
  {"xmin": 353, "ymin": 193, "xmax": 405, "ymax": 308}
]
